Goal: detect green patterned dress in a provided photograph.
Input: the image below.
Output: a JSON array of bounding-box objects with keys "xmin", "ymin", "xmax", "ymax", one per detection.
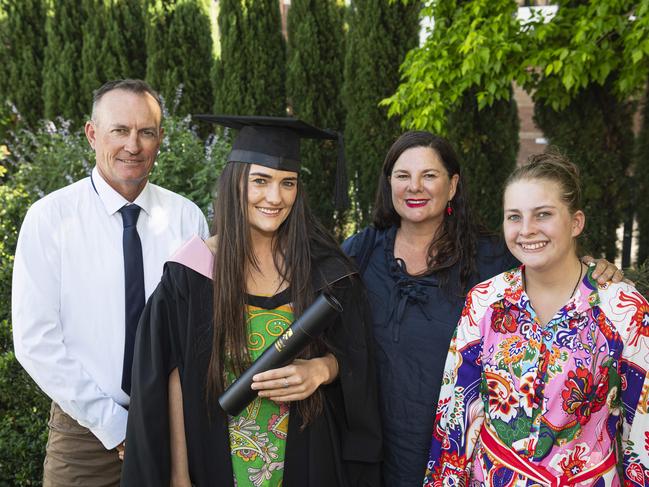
[{"xmin": 228, "ymin": 302, "xmax": 293, "ymax": 487}]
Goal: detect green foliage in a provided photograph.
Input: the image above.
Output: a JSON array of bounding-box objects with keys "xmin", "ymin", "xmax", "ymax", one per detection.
[
  {"xmin": 534, "ymin": 84, "xmax": 634, "ymax": 259},
  {"xmin": 385, "ymin": 0, "xmax": 523, "ymax": 134},
  {"xmin": 446, "ymin": 88, "xmax": 519, "ymax": 231},
  {"xmin": 286, "ymin": 0, "xmax": 345, "ymax": 230},
  {"xmin": 150, "ymin": 115, "xmax": 230, "ymax": 216},
  {"xmin": 343, "ymin": 0, "xmax": 420, "ymax": 225},
  {"xmin": 213, "ymin": 0, "xmax": 286, "ymax": 115},
  {"xmin": 523, "ymin": 0, "xmax": 649, "ymax": 109},
  {"xmin": 0, "ymin": 0, "xmax": 47, "ymax": 130},
  {"xmin": 385, "ymin": 0, "xmax": 649, "ymax": 132},
  {"xmin": 145, "ymin": 0, "xmax": 214, "ymax": 116},
  {"xmin": 42, "ymin": 2, "xmax": 87, "ymax": 126},
  {"xmin": 81, "ymin": 0, "xmax": 147, "ymax": 105},
  {"xmin": 0, "ymin": 350, "xmax": 50, "ymax": 486},
  {"xmin": 637, "ymin": 85, "xmax": 649, "ymax": 264}
]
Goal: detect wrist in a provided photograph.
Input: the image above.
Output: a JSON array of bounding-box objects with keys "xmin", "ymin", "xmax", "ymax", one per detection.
[{"xmin": 320, "ymin": 353, "xmax": 339, "ymax": 385}]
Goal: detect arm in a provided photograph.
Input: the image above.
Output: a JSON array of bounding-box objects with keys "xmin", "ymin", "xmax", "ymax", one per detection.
[
  {"xmin": 581, "ymin": 256, "xmax": 625, "ymax": 284},
  {"xmin": 423, "ymin": 292, "xmax": 485, "ymax": 486},
  {"xmin": 251, "ymin": 353, "xmax": 338, "ymax": 402},
  {"xmin": 12, "ymin": 203, "xmax": 127, "ymax": 449},
  {"xmin": 169, "ymin": 368, "xmax": 191, "ymax": 487},
  {"xmin": 616, "ymin": 290, "xmax": 649, "ymax": 484}
]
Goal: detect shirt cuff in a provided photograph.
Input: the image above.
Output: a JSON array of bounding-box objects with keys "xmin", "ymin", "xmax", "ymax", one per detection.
[{"xmin": 87, "ymin": 406, "xmax": 129, "ymax": 450}]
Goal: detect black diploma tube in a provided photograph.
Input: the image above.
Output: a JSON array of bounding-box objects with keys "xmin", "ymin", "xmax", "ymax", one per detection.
[{"xmin": 218, "ymin": 292, "xmax": 343, "ymax": 416}]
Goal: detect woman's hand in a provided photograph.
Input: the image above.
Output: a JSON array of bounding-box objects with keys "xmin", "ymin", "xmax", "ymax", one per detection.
[
  {"xmin": 582, "ymin": 256, "xmax": 629, "ymax": 285},
  {"xmin": 251, "ymin": 353, "xmax": 339, "ymax": 402}
]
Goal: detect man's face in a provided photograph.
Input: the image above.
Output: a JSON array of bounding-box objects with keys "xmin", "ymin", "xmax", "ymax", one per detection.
[{"xmin": 85, "ymin": 89, "xmax": 163, "ymax": 201}]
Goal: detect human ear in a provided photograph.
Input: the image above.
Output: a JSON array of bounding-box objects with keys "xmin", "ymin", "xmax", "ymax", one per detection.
[{"xmin": 571, "ymin": 210, "xmax": 585, "ymax": 238}]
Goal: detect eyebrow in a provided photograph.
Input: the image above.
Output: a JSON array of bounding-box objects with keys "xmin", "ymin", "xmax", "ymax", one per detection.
[
  {"xmin": 109, "ymin": 124, "xmax": 158, "ymax": 132},
  {"xmin": 249, "ymin": 172, "xmax": 298, "ymax": 181},
  {"xmin": 504, "ymin": 205, "xmax": 557, "ymax": 212},
  {"xmin": 392, "ymin": 168, "xmax": 440, "ymax": 174}
]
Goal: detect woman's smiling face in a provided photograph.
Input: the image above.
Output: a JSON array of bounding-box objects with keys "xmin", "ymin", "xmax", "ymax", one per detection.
[
  {"xmin": 246, "ymin": 164, "xmax": 298, "ymax": 239},
  {"xmin": 503, "ymin": 178, "xmax": 585, "ymax": 272},
  {"xmin": 389, "ymin": 146, "xmax": 458, "ymax": 228}
]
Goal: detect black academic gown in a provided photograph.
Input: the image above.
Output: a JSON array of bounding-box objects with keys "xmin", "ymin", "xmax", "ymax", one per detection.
[{"xmin": 121, "ymin": 248, "xmax": 382, "ymax": 487}]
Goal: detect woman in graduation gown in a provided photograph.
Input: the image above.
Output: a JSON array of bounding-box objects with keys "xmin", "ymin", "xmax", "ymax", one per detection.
[{"xmin": 121, "ymin": 116, "xmax": 381, "ymax": 487}]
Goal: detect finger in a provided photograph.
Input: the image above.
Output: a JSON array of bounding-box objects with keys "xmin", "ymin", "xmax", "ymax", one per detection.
[
  {"xmin": 608, "ymin": 269, "xmax": 624, "ymax": 284},
  {"xmin": 252, "ymin": 376, "xmax": 293, "ymax": 391},
  {"xmin": 590, "ymin": 260, "xmax": 607, "ymax": 280},
  {"xmin": 252, "ymin": 365, "xmax": 296, "ymax": 382}
]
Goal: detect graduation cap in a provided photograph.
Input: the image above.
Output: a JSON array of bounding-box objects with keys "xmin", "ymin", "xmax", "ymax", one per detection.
[{"xmin": 194, "ymin": 114, "xmax": 349, "ymax": 210}]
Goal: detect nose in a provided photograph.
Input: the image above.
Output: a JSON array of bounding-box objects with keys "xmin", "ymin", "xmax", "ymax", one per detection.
[
  {"xmin": 124, "ymin": 130, "xmax": 141, "ymax": 154},
  {"xmin": 407, "ymin": 176, "xmax": 422, "ymax": 193},
  {"xmin": 265, "ymin": 182, "xmax": 282, "ymax": 205},
  {"xmin": 520, "ymin": 217, "xmax": 536, "ymax": 236}
]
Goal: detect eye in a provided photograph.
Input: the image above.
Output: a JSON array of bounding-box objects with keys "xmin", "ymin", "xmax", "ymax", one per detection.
[
  {"xmin": 506, "ymin": 214, "xmax": 521, "ymax": 222},
  {"xmin": 251, "ymin": 178, "xmax": 267, "ymax": 185},
  {"xmin": 393, "ymin": 174, "xmax": 409, "ymax": 180},
  {"xmin": 537, "ymin": 211, "xmax": 551, "ymax": 219},
  {"xmin": 282, "ymin": 180, "xmax": 296, "ymax": 188},
  {"xmin": 142, "ymin": 130, "xmax": 157, "ymax": 138},
  {"xmin": 423, "ymin": 173, "xmax": 437, "ymax": 180},
  {"xmin": 112, "ymin": 128, "xmax": 128, "ymax": 134}
]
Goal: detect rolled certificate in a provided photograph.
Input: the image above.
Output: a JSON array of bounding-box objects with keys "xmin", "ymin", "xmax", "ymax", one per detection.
[{"xmin": 218, "ymin": 292, "xmax": 343, "ymax": 416}]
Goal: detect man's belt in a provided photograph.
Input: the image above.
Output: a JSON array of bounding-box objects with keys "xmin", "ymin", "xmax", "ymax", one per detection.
[{"xmin": 479, "ymin": 425, "xmax": 616, "ymax": 487}]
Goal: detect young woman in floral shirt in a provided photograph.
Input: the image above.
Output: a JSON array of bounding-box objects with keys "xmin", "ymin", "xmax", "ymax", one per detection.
[{"xmin": 424, "ymin": 152, "xmax": 649, "ymax": 486}]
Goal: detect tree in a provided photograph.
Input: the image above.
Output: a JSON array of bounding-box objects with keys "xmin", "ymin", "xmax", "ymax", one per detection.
[
  {"xmin": 446, "ymin": 89, "xmax": 519, "ymax": 231},
  {"xmin": 146, "ymin": 0, "xmax": 214, "ymax": 116},
  {"xmin": 385, "ymin": 0, "xmax": 649, "ymax": 257},
  {"xmin": 0, "ymin": 0, "xmax": 47, "ymax": 130},
  {"xmin": 427, "ymin": 0, "xmax": 520, "ymax": 231},
  {"xmin": 214, "ymin": 0, "xmax": 286, "ymax": 116},
  {"xmin": 42, "ymin": 2, "xmax": 86, "ymax": 125},
  {"xmin": 286, "ymin": 0, "xmax": 345, "ymax": 230},
  {"xmin": 81, "ymin": 0, "xmax": 146, "ymax": 104},
  {"xmin": 637, "ymin": 84, "xmax": 649, "ymax": 265},
  {"xmin": 343, "ymin": 0, "xmax": 420, "ymax": 225}
]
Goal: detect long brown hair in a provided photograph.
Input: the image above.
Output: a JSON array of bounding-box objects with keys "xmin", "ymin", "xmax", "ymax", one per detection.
[
  {"xmin": 207, "ymin": 162, "xmax": 348, "ymax": 424},
  {"xmin": 372, "ymin": 131, "xmax": 485, "ymax": 294}
]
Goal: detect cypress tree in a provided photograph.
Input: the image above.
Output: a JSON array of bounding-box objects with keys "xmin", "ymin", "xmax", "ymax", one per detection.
[
  {"xmin": 636, "ymin": 84, "xmax": 649, "ymax": 265},
  {"xmin": 286, "ymin": 0, "xmax": 345, "ymax": 230},
  {"xmin": 342, "ymin": 0, "xmax": 420, "ymax": 226},
  {"xmin": 146, "ymin": 0, "xmax": 213, "ymax": 116},
  {"xmin": 81, "ymin": 0, "xmax": 146, "ymax": 104},
  {"xmin": 42, "ymin": 2, "xmax": 86, "ymax": 125},
  {"xmin": 534, "ymin": 84, "xmax": 634, "ymax": 259},
  {"xmin": 214, "ymin": 0, "xmax": 286, "ymax": 116},
  {"xmin": 446, "ymin": 89, "xmax": 519, "ymax": 232},
  {"xmin": 0, "ymin": 0, "xmax": 47, "ymax": 128}
]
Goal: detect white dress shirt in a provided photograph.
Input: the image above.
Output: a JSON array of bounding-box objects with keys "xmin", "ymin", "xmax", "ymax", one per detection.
[{"xmin": 12, "ymin": 167, "xmax": 209, "ymax": 449}]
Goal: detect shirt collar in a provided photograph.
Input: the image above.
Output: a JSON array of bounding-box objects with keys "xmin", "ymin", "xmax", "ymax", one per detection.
[
  {"xmin": 91, "ymin": 166, "xmax": 152, "ymax": 216},
  {"xmin": 503, "ymin": 265, "xmax": 600, "ymax": 313}
]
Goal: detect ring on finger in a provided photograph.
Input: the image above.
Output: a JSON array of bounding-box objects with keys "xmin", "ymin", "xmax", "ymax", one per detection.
[{"xmin": 283, "ymin": 377, "xmax": 289, "ymax": 389}]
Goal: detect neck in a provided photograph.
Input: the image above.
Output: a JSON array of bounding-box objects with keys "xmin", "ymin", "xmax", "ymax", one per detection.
[
  {"xmin": 524, "ymin": 254, "xmax": 583, "ymax": 294},
  {"xmin": 398, "ymin": 218, "xmax": 443, "ymax": 245},
  {"xmin": 96, "ymin": 166, "xmax": 146, "ymax": 202}
]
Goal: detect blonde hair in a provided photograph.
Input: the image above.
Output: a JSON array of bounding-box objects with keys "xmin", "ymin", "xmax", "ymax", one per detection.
[{"xmin": 505, "ymin": 149, "xmax": 582, "ymax": 214}]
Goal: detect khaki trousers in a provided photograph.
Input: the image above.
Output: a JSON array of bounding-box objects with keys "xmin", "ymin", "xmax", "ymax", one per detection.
[{"xmin": 43, "ymin": 402, "xmax": 122, "ymax": 487}]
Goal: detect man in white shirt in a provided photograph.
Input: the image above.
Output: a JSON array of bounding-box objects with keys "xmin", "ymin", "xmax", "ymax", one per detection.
[{"xmin": 12, "ymin": 79, "xmax": 209, "ymax": 486}]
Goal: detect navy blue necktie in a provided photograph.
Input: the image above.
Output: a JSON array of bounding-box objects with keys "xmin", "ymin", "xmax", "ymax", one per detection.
[{"xmin": 119, "ymin": 205, "xmax": 145, "ymax": 395}]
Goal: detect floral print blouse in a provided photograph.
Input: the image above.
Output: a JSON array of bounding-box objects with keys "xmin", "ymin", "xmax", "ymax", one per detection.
[{"xmin": 423, "ymin": 266, "xmax": 649, "ymax": 486}]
